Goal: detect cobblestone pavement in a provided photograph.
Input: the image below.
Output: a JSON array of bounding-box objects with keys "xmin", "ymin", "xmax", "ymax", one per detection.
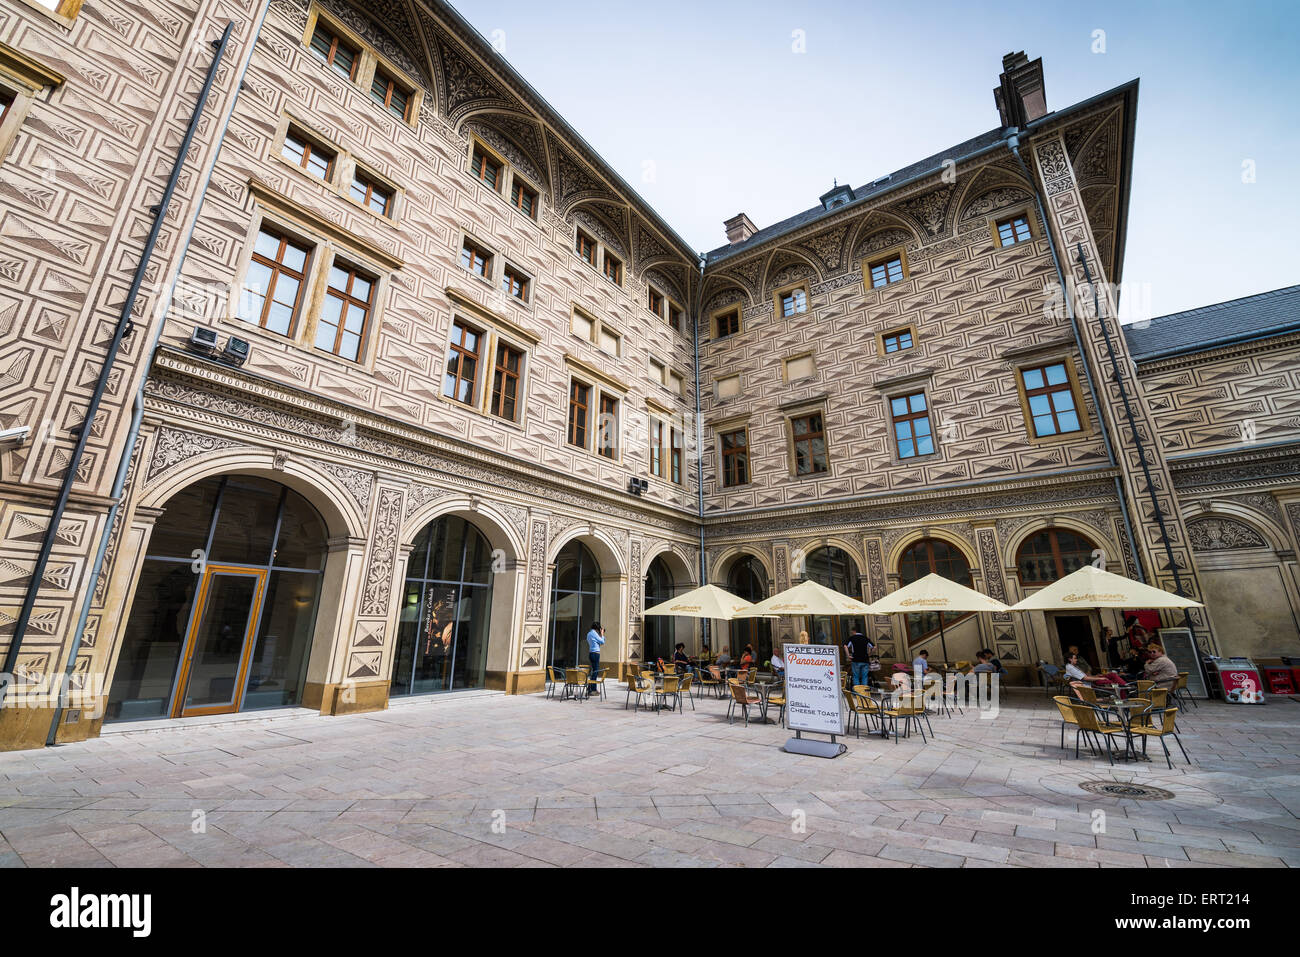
[{"xmin": 1, "ymin": 687, "xmax": 1297, "ymax": 867}]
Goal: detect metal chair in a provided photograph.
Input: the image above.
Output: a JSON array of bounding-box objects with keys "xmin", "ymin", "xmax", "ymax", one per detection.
[
  {"xmin": 624, "ymin": 672, "xmax": 653, "ymax": 711},
  {"xmin": 1129, "ymin": 707, "xmax": 1191, "ymax": 769},
  {"xmin": 1173, "ymin": 673, "xmax": 1199, "ymax": 710},
  {"xmin": 726, "ymin": 679, "xmax": 763, "ymax": 726}
]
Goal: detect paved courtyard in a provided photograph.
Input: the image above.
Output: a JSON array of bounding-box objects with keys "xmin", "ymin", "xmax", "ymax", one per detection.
[{"xmin": 1, "ymin": 686, "xmax": 1298, "ymax": 868}]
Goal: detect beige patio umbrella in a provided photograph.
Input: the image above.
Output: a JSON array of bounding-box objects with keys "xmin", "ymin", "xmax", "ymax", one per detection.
[
  {"xmin": 1009, "ymin": 565, "xmax": 1203, "ymax": 611},
  {"xmin": 643, "ymin": 583, "xmax": 764, "ymax": 620},
  {"xmin": 734, "ymin": 579, "xmax": 872, "ymax": 618},
  {"xmin": 865, "ymin": 572, "xmax": 1010, "ymax": 664}
]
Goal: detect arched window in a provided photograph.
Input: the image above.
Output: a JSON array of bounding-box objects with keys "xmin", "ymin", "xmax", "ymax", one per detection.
[
  {"xmin": 108, "ymin": 475, "xmax": 327, "ymax": 721},
  {"xmin": 727, "ymin": 554, "xmax": 771, "ymax": 664},
  {"xmin": 1016, "ymin": 529, "xmax": 1096, "ymax": 585},
  {"xmin": 392, "ymin": 515, "xmax": 495, "ymax": 696},
  {"xmin": 549, "ymin": 541, "xmax": 601, "ymax": 669},
  {"xmin": 643, "ymin": 556, "xmax": 675, "ymax": 664},
  {"xmin": 803, "ymin": 546, "xmax": 864, "ymax": 646},
  {"xmin": 898, "ymin": 538, "xmax": 973, "ymax": 644}
]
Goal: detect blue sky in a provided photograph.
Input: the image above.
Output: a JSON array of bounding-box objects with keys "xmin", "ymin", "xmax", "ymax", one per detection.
[{"xmin": 455, "ymin": 0, "xmax": 1299, "ymax": 318}]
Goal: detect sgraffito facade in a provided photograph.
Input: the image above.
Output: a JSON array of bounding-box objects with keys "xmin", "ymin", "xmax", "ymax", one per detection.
[{"xmin": 0, "ymin": 1, "xmax": 1295, "ymax": 750}]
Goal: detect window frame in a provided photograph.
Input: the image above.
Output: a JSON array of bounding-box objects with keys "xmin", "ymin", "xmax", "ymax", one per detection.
[
  {"xmin": 567, "ymin": 378, "xmax": 592, "ymax": 449},
  {"xmin": 347, "ymin": 165, "xmax": 395, "ymax": 219},
  {"xmin": 715, "ymin": 373, "xmax": 741, "ymax": 402},
  {"xmin": 712, "ymin": 305, "xmax": 742, "ymax": 340},
  {"xmin": 1016, "ymin": 528, "xmax": 1099, "ymax": 587},
  {"xmin": 459, "ymin": 234, "xmax": 495, "ymax": 283},
  {"xmin": 667, "ymin": 300, "xmax": 684, "ymax": 333},
  {"xmin": 719, "ymin": 426, "xmax": 750, "ymax": 488},
  {"xmin": 315, "ymin": 258, "xmax": 376, "ymax": 362},
  {"xmin": 782, "ymin": 351, "xmax": 816, "ymax": 383},
  {"xmin": 602, "ymin": 250, "xmax": 623, "ymax": 287},
  {"xmin": 989, "ymin": 204, "xmax": 1037, "ymax": 249},
  {"xmin": 369, "ymin": 65, "xmax": 413, "ymax": 122},
  {"xmin": 889, "ymin": 390, "xmax": 936, "ymax": 461},
  {"xmin": 649, "ymin": 417, "xmax": 666, "ymax": 479},
  {"xmin": 489, "ymin": 339, "xmax": 524, "ymax": 423},
  {"xmin": 862, "ymin": 247, "xmax": 910, "ymax": 290},
  {"xmin": 877, "ymin": 324, "xmax": 917, "ymax": 357},
  {"xmin": 647, "ymin": 286, "xmax": 664, "ymax": 318},
  {"xmin": 788, "ymin": 409, "xmax": 830, "ymax": 477},
  {"xmin": 280, "ymin": 124, "xmax": 337, "ymax": 184},
  {"xmin": 1015, "ymin": 357, "xmax": 1089, "ymax": 443},
  {"xmin": 501, "ymin": 262, "xmax": 530, "ymax": 303},
  {"xmin": 575, "ymin": 228, "xmax": 598, "ymax": 268},
  {"xmin": 308, "ymin": 21, "xmax": 361, "ymax": 80},
  {"xmin": 509, "ymin": 177, "xmax": 538, "ymax": 219},
  {"xmin": 773, "ymin": 280, "xmax": 811, "ymax": 320},
  {"xmin": 237, "ymin": 224, "xmax": 314, "ymax": 338},
  {"xmin": 469, "ymin": 140, "xmax": 505, "ymax": 194},
  {"xmin": 443, "ymin": 318, "xmax": 484, "ymax": 408}
]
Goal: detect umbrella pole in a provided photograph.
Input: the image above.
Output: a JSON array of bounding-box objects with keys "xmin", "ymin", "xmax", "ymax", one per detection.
[{"xmin": 938, "ymin": 616, "xmax": 950, "ymax": 665}]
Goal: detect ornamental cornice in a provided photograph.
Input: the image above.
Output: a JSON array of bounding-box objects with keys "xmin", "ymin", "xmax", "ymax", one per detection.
[{"xmin": 1134, "ymin": 329, "xmax": 1300, "ymax": 374}]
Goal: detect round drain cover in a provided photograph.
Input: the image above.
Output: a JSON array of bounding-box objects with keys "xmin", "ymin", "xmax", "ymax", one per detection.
[{"xmin": 1079, "ymin": 781, "xmax": 1175, "ymax": 801}]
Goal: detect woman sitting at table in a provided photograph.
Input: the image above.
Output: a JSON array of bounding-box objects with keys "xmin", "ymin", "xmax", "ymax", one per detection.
[
  {"xmin": 738, "ymin": 644, "xmax": 756, "ymax": 675},
  {"xmin": 672, "ymin": 643, "xmax": 692, "ymax": 675},
  {"xmin": 1064, "ymin": 652, "xmax": 1127, "ymax": 695}
]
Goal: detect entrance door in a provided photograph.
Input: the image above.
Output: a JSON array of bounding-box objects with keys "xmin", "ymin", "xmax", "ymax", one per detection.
[
  {"xmin": 173, "ymin": 566, "xmax": 267, "ymax": 717},
  {"xmin": 1053, "ymin": 614, "xmax": 1098, "ymax": 670}
]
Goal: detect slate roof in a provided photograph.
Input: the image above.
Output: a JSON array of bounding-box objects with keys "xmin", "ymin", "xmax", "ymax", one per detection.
[{"xmin": 1123, "ymin": 284, "xmax": 1300, "ymax": 361}]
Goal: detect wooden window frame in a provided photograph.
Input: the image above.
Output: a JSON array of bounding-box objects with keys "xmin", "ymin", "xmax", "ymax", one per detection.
[
  {"xmin": 889, "ymin": 390, "xmax": 936, "ymax": 460},
  {"xmin": 348, "ymin": 168, "xmax": 393, "ymax": 218},
  {"xmin": 281, "ymin": 125, "xmax": 336, "ymax": 183},
  {"xmin": 0, "ymin": 44, "xmax": 63, "ymax": 166},
  {"xmin": 308, "ymin": 22, "xmax": 361, "ymax": 80},
  {"xmin": 575, "ymin": 229, "xmax": 598, "ymax": 267},
  {"xmin": 713, "ymin": 306, "xmax": 742, "ymax": 340},
  {"xmin": 470, "ymin": 141, "xmax": 505, "ymax": 193},
  {"xmin": 370, "ymin": 66, "xmax": 413, "ymax": 122},
  {"xmin": 988, "ymin": 204, "xmax": 1037, "ymax": 249},
  {"xmin": 509, "ymin": 177, "xmax": 538, "ymax": 219},
  {"xmin": 862, "ymin": 247, "xmax": 910, "ymax": 290},
  {"xmin": 670, "ymin": 426, "xmax": 683, "ymax": 485},
  {"xmin": 720, "ymin": 427, "xmax": 750, "ymax": 488},
  {"xmin": 773, "ymin": 280, "xmax": 810, "ymax": 319},
  {"xmin": 788, "ymin": 410, "xmax": 829, "ymax": 477},
  {"xmin": 877, "ymin": 324, "xmax": 917, "ymax": 357},
  {"xmin": 568, "ymin": 378, "xmax": 592, "ymax": 449},
  {"xmin": 994, "ymin": 214, "xmax": 1032, "ymax": 248},
  {"xmin": 1016, "ymin": 359, "xmax": 1088, "ymax": 442},
  {"xmin": 667, "ymin": 300, "xmax": 684, "ymax": 333},
  {"xmin": 459, "ymin": 235, "xmax": 494, "ymax": 281},
  {"xmin": 316, "ymin": 259, "xmax": 375, "ymax": 362},
  {"xmin": 647, "ymin": 286, "xmax": 664, "ymax": 318},
  {"xmin": 501, "ymin": 263, "xmax": 530, "ymax": 303},
  {"xmin": 444, "ymin": 318, "xmax": 483, "ymax": 407},
  {"xmin": 490, "ymin": 339, "xmax": 524, "ymax": 423},
  {"xmin": 239, "ymin": 225, "xmax": 313, "ymax": 337},
  {"xmin": 602, "ymin": 251, "xmax": 623, "ymax": 286},
  {"xmin": 15, "ymin": 0, "xmax": 83, "ymax": 25},
  {"xmin": 649, "ymin": 418, "xmax": 666, "ymax": 478}
]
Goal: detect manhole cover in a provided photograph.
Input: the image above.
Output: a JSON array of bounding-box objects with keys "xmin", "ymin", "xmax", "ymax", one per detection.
[{"xmin": 1079, "ymin": 781, "xmax": 1175, "ymax": 801}]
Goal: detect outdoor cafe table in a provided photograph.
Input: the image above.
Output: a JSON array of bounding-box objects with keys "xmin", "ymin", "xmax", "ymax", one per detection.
[
  {"xmin": 1094, "ymin": 698, "xmax": 1153, "ymax": 761},
  {"xmin": 560, "ymin": 667, "xmax": 591, "ymax": 701}
]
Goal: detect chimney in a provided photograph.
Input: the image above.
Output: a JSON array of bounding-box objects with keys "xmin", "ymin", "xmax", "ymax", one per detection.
[
  {"xmin": 994, "ymin": 51, "xmax": 1047, "ymax": 128},
  {"xmin": 724, "ymin": 212, "xmax": 757, "ymax": 245}
]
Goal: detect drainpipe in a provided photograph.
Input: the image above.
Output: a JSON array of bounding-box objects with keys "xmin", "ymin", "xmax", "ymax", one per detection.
[
  {"xmin": 33, "ymin": 20, "xmax": 243, "ymax": 739},
  {"xmin": 1005, "ymin": 131, "xmax": 1145, "ymax": 583},
  {"xmin": 693, "ymin": 253, "xmax": 708, "ymax": 651}
]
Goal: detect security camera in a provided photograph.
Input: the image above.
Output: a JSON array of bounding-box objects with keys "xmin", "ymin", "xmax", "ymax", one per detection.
[{"xmin": 0, "ymin": 426, "xmax": 31, "ymax": 446}]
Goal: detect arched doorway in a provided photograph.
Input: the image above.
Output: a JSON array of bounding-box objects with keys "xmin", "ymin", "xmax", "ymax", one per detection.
[
  {"xmin": 898, "ymin": 538, "xmax": 973, "ymax": 651},
  {"xmin": 391, "ymin": 515, "xmax": 494, "ymax": 696},
  {"xmin": 803, "ymin": 546, "xmax": 864, "ymax": 647},
  {"xmin": 107, "ymin": 474, "xmax": 327, "ymax": 721},
  {"xmin": 644, "ymin": 556, "xmax": 675, "ymax": 665},
  {"xmin": 727, "ymin": 555, "xmax": 771, "ymax": 664},
  {"xmin": 549, "ymin": 541, "xmax": 601, "ymax": 669},
  {"xmin": 1016, "ymin": 528, "xmax": 1101, "ymax": 668}
]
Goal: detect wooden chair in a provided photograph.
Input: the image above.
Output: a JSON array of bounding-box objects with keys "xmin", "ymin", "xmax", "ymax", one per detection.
[
  {"xmin": 1129, "ymin": 707, "xmax": 1190, "ymax": 769},
  {"xmin": 726, "ymin": 679, "xmax": 763, "ymax": 726}
]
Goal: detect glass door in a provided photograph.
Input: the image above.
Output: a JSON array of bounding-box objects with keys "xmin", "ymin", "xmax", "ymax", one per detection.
[{"xmin": 173, "ymin": 566, "xmax": 267, "ymax": 717}]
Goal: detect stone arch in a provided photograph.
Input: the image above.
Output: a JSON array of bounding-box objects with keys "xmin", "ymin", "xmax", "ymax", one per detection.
[
  {"xmin": 886, "ymin": 528, "xmax": 979, "ymax": 576},
  {"xmin": 1002, "ymin": 516, "xmax": 1118, "ymax": 574},
  {"xmin": 760, "ymin": 247, "xmax": 822, "ymax": 298},
  {"xmin": 402, "ymin": 495, "xmax": 525, "ymax": 563},
  {"xmin": 642, "ymin": 540, "xmax": 698, "ymax": 590},
  {"xmin": 137, "ymin": 444, "xmax": 364, "ymax": 542},
  {"xmin": 1182, "ymin": 503, "xmax": 1286, "ymax": 553},
  {"xmin": 847, "ymin": 212, "xmax": 921, "ymax": 261},
  {"xmin": 458, "ymin": 111, "xmax": 551, "ymax": 197},
  {"xmin": 792, "ymin": 536, "xmax": 865, "ymax": 580},
  {"xmin": 547, "ymin": 523, "xmax": 627, "ymax": 576},
  {"xmin": 955, "ymin": 163, "xmax": 1034, "ymax": 224},
  {"xmin": 700, "ymin": 276, "xmax": 752, "ymax": 315},
  {"xmin": 709, "ymin": 546, "xmax": 773, "ymax": 588}
]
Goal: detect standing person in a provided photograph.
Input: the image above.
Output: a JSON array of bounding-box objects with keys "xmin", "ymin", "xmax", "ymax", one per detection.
[
  {"xmin": 1103, "ymin": 625, "xmax": 1126, "ymax": 669},
  {"xmin": 912, "ymin": 649, "xmax": 930, "ymax": 676},
  {"xmin": 846, "ymin": 627, "xmax": 875, "ymax": 689},
  {"xmin": 1123, "ymin": 615, "xmax": 1150, "ymax": 654},
  {"xmin": 585, "ymin": 621, "xmax": 605, "ymax": 697}
]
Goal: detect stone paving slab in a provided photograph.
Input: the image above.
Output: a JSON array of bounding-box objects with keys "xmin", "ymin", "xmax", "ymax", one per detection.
[{"xmin": 0, "ymin": 689, "xmax": 1297, "ymax": 867}]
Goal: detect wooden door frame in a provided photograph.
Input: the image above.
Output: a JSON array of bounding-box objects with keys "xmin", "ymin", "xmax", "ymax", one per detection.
[{"xmin": 170, "ymin": 564, "xmax": 268, "ymax": 718}]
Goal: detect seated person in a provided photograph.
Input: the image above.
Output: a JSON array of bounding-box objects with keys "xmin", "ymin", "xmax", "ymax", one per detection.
[
  {"xmin": 770, "ymin": 648, "xmax": 785, "ymax": 677},
  {"xmin": 672, "ymin": 643, "xmax": 692, "ymax": 675},
  {"xmin": 738, "ymin": 644, "xmax": 756, "ymax": 675},
  {"xmin": 971, "ymin": 651, "xmax": 998, "ymax": 673},
  {"xmin": 1063, "ymin": 653, "xmax": 1126, "ymax": 694},
  {"xmin": 911, "ymin": 649, "xmax": 930, "ymax": 675},
  {"xmin": 1143, "ymin": 644, "xmax": 1179, "ymax": 691}
]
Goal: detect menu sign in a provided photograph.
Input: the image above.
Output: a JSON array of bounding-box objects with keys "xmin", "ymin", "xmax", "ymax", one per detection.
[{"xmin": 784, "ymin": 644, "xmax": 844, "ymax": 736}]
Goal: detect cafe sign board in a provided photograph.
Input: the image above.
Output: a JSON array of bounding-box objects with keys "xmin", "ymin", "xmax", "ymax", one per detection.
[{"xmin": 784, "ymin": 644, "xmax": 844, "ymax": 736}]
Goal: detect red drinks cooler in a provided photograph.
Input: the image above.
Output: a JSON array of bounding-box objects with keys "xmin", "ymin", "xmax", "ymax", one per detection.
[{"xmin": 1217, "ymin": 658, "xmax": 1266, "ymax": 704}]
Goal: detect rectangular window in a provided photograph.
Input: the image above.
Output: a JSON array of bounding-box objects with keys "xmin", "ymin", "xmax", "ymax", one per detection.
[
  {"xmin": 315, "ymin": 261, "xmax": 372, "ymax": 361},
  {"xmin": 568, "ymin": 380, "xmax": 590, "ymax": 448},
  {"xmin": 603, "ymin": 252, "xmax": 622, "ymax": 286},
  {"xmin": 281, "ymin": 128, "xmax": 334, "ymax": 181},
  {"xmin": 443, "ymin": 320, "xmax": 481, "ymax": 406},
  {"xmin": 667, "ymin": 370, "xmax": 684, "ymax": 396},
  {"xmin": 881, "ymin": 327, "xmax": 914, "ymax": 354},
  {"xmin": 597, "ymin": 394, "xmax": 619, "ymax": 458},
  {"xmin": 997, "ymin": 215, "xmax": 1032, "ymax": 247},
  {"xmin": 308, "ymin": 23, "xmax": 360, "ymax": 80},
  {"xmin": 370, "ymin": 68, "xmax": 410, "ymax": 121},
  {"xmin": 716, "ymin": 374, "xmax": 740, "ymax": 400},
  {"xmin": 670, "ymin": 427, "xmax": 683, "ymax": 485},
  {"xmin": 721, "ymin": 429, "xmax": 749, "ymax": 488},
  {"xmin": 715, "ymin": 309, "xmax": 740, "ymax": 338},
  {"xmin": 0, "ymin": 89, "xmax": 13, "ymax": 127},
  {"xmin": 239, "ymin": 227, "xmax": 311, "ymax": 336},
  {"xmin": 491, "ymin": 342, "xmax": 522, "ymax": 422},
  {"xmin": 598, "ymin": 326, "xmax": 620, "ymax": 357},
  {"xmin": 780, "ymin": 287, "xmax": 808, "ymax": 317},
  {"xmin": 784, "ymin": 353, "xmax": 815, "ymax": 381},
  {"xmin": 1021, "ymin": 362, "xmax": 1082, "ymax": 437},
  {"xmin": 868, "ymin": 255, "xmax": 905, "ymax": 288},
  {"xmin": 576, "ymin": 230, "xmax": 597, "ymax": 266},
  {"xmin": 471, "ymin": 147, "xmax": 502, "ymax": 192},
  {"xmin": 890, "ymin": 392, "xmax": 934, "ymax": 459},
  {"xmin": 668, "ymin": 303, "xmax": 683, "ymax": 332},
  {"xmin": 648, "ymin": 288, "xmax": 664, "ymax": 317},
  {"xmin": 510, "ymin": 180, "xmax": 537, "ymax": 218},
  {"xmin": 349, "ymin": 171, "xmax": 392, "ymax": 217},
  {"xmin": 460, "ymin": 238, "xmax": 492, "ymax": 278},
  {"xmin": 649, "ymin": 419, "xmax": 665, "ymax": 478},
  {"xmin": 791, "ymin": 412, "xmax": 828, "ymax": 475},
  {"xmin": 501, "ymin": 264, "xmax": 529, "ymax": 302}
]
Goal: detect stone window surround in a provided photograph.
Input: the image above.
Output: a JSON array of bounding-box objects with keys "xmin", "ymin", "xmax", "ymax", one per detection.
[
  {"xmin": 860, "ymin": 245, "xmax": 911, "ymax": 291},
  {"xmin": 563, "ymin": 354, "xmax": 629, "ymax": 463},
  {"xmin": 988, "ymin": 201, "xmax": 1039, "ymax": 250},
  {"xmin": 466, "ymin": 133, "xmax": 545, "ymax": 229},
  {"xmin": 0, "ymin": 43, "xmax": 65, "ymax": 166},
  {"xmin": 1001, "ymin": 339, "xmax": 1094, "ymax": 446},
  {"xmin": 302, "ymin": 3, "xmax": 422, "ymax": 130},
  {"xmin": 772, "ymin": 278, "xmax": 812, "ymax": 320},
  {"xmin": 438, "ymin": 287, "xmax": 541, "ymax": 431},
  {"xmin": 779, "ymin": 395, "xmax": 832, "ymax": 480}
]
